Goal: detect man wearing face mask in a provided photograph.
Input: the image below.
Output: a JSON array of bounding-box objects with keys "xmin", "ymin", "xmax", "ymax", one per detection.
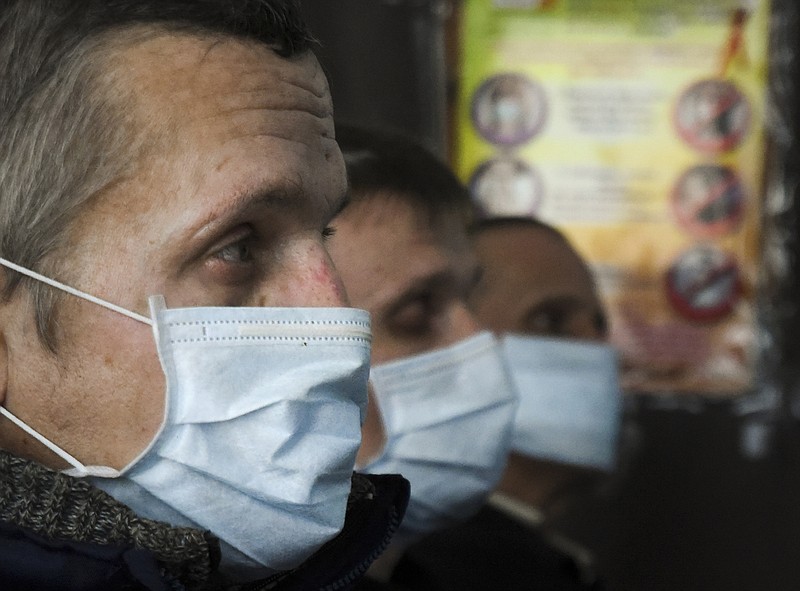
[
  {"xmin": 325, "ymin": 126, "xmax": 518, "ymax": 588},
  {"xmin": 390, "ymin": 217, "xmax": 621, "ymax": 590},
  {"xmin": 0, "ymin": 2, "xmax": 409, "ymax": 589},
  {"xmin": 472, "ymin": 218, "xmax": 620, "ymax": 505}
]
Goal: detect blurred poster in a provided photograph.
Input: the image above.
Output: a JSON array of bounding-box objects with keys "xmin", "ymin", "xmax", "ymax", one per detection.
[{"xmin": 456, "ymin": 0, "xmax": 770, "ymax": 395}]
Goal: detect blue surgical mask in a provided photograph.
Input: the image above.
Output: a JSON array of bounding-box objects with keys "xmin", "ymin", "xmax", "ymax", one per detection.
[
  {"xmin": 501, "ymin": 334, "xmax": 622, "ymax": 471},
  {"xmin": 0, "ymin": 258, "xmax": 372, "ymax": 577},
  {"xmin": 361, "ymin": 332, "xmax": 517, "ymax": 538}
]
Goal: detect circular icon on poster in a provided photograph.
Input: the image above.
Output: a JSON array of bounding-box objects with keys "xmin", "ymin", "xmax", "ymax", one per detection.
[
  {"xmin": 674, "ymin": 79, "xmax": 750, "ymax": 153},
  {"xmin": 469, "ymin": 158, "xmax": 542, "ymax": 217},
  {"xmin": 665, "ymin": 245, "xmax": 741, "ymax": 322},
  {"xmin": 471, "ymin": 73, "xmax": 547, "ymax": 146},
  {"xmin": 672, "ymin": 165, "xmax": 745, "ymax": 237}
]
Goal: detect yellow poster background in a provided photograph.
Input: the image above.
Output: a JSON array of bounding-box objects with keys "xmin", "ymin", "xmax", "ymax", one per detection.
[{"xmin": 456, "ymin": 0, "xmax": 770, "ymax": 395}]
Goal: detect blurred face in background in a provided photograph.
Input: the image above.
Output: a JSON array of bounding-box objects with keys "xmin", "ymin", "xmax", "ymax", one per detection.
[
  {"xmin": 469, "ymin": 223, "xmax": 606, "ymax": 341},
  {"xmin": 330, "ymin": 195, "xmax": 482, "ymax": 363},
  {"xmin": 327, "ymin": 194, "xmax": 482, "ymax": 463},
  {"xmin": 469, "ymin": 221, "xmax": 615, "ymax": 511}
]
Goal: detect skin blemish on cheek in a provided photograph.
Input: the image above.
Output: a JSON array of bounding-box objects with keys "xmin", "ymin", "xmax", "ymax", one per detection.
[{"xmin": 215, "ymin": 156, "xmax": 232, "ymax": 173}]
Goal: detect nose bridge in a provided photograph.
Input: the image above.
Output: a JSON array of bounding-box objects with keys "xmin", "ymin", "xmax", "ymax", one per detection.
[
  {"xmin": 570, "ymin": 311, "xmax": 606, "ymax": 342},
  {"xmin": 264, "ymin": 237, "xmax": 348, "ymax": 308},
  {"xmin": 448, "ymin": 301, "xmax": 482, "ymax": 344}
]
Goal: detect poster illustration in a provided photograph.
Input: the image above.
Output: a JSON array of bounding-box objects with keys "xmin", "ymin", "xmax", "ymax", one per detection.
[{"xmin": 456, "ymin": 0, "xmax": 770, "ymax": 395}]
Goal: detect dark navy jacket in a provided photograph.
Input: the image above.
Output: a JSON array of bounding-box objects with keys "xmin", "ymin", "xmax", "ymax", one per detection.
[{"xmin": 0, "ymin": 473, "xmax": 409, "ymax": 591}]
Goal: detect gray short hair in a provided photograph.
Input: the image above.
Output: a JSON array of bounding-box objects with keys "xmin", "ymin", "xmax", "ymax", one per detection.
[{"xmin": 0, "ymin": 1, "xmax": 313, "ymax": 350}]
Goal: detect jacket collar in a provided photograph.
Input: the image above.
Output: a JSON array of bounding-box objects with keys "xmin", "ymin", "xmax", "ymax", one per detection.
[{"xmin": 0, "ymin": 450, "xmax": 409, "ymax": 590}]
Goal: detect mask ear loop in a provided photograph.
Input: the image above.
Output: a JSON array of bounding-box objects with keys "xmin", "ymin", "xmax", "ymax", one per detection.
[
  {"xmin": 0, "ymin": 258, "xmax": 152, "ymax": 325},
  {"xmin": 0, "ymin": 406, "xmax": 118, "ymax": 477},
  {"xmin": 0, "ymin": 406, "xmax": 87, "ymax": 471},
  {"xmin": 0, "ymin": 257, "xmax": 147, "ymax": 478}
]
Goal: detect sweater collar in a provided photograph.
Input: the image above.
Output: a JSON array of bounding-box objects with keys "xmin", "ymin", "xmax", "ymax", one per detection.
[{"xmin": 0, "ymin": 451, "xmax": 409, "ymax": 590}]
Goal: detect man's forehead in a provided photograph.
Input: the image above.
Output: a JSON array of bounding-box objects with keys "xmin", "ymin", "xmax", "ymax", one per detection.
[
  {"xmin": 111, "ymin": 33, "xmax": 331, "ymax": 119},
  {"xmin": 69, "ymin": 31, "xmax": 343, "ymax": 246},
  {"xmin": 478, "ymin": 225, "xmax": 564, "ymax": 261},
  {"xmin": 377, "ymin": 211, "xmax": 475, "ymax": 287},
  {"xmin": 480, "ymin": 227, "xmax": 596, "ymax": 297}
]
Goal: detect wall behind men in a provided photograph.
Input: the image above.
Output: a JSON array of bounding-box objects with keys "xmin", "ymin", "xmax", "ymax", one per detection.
[
  {"xmin": 300, "ymin": 0, "xmax": 451, "ymax": 158},
  {"xmin": 299, "ymin": 2, "xmax": 800, "ymax": 589}
]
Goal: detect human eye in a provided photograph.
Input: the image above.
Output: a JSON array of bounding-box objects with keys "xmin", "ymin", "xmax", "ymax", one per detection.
[
  {"xmin": 523, "ymin": 304, "xmax": 570, "ymax": 338},
  {"xmin": 388, "ymin": 291, "xmax": 439, "ymax": 337},
  {"xmin": 214, "ymin": 238, "xmax": 254, "ymax": 264},
  {"xmin": 202, "ymin": 226, "xmax": 259, "ymax": 287}
]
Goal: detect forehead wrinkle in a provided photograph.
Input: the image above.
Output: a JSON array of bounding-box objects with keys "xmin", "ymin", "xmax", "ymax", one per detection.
[
  {"xmin": 114, "ymin": 43, "xmax": 332, "ymax": 158},
  {"xmin": 210, "ymin": 127, "xmax": 342, "ymax": 205},
  {"xmin": 200, "ymin": 74, "xmax": 333, "ymax": 120},
  {"xmin": 192, "ymin": 79, "xmax": 335, "ymax": 144},
  {"xmin": 198, "ymin": 119, "xmax": 333, "ymax": 161},
  {"xmin": 189, "ymin": 87, "xmax": 333, "ymax": 138},
  {"xmin": 195, "ymin": 48, "xmax": 331, "ymax": 109},
  {"xmin": 153, "ymin": 44, "xmax": 330, "ymax": 131},
  {"xmin": 198, "ymin": 38, "xmax": 329, "ymax": 95},
  {"xmin": 202, "ymin": 97, "xmax": 331, "ymax": 122},
  {"xmin": 200, "ymin": 108, "xmax": 334, "ymax": 141}
]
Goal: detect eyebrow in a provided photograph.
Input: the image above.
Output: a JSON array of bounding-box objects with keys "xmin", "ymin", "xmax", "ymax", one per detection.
[
  {"xmin": 196, "ymin": 189, "xmax": 301, "ymax": 232},
  {"xmin": 521, "ymin": 294, "xmax": 604, "ymax": 329},
  {"xmin": 523, "ymin": 295, "xmax": 587, "ymax": 315},
  {"xmin": 384, "ymin": 261, "xmax": 481, "ymax": 315},
  {"xmin": 191, "ymin": 183, "xmax": 347, "ymax": 243},
  {"xmin": 382, "ymin": 273, "xmax": 441, "ymax": 317}
]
